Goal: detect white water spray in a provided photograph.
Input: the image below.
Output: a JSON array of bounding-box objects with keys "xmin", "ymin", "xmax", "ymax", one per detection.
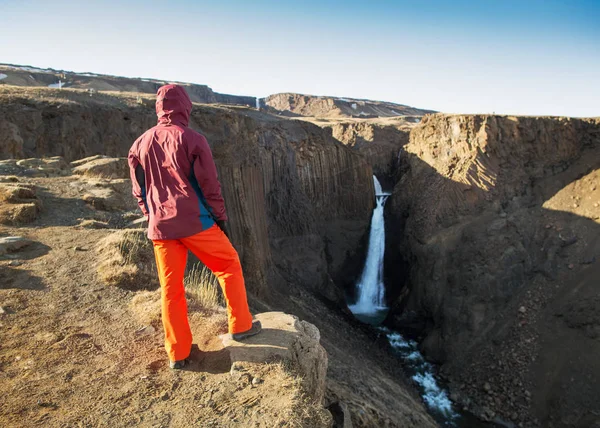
[
  {"xmin": 256, "ymin": 97, "xmax": 260, "ymax": 110},
  {"xmin": 349, "ymin": 176, "xmax": 390, "ymax": 315}
]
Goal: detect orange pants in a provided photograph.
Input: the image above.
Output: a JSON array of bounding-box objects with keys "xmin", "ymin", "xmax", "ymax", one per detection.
[{"xmin": 152, "ymin": 224, "xmax": 253, "ymax": 361}]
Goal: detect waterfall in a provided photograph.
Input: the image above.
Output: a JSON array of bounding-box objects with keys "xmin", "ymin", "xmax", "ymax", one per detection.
[
  {"xmin": 256, "ymin": 97, "xmax": 261, "ymax": 110},
  {"xmin": 349, "ymin": 176, "xmax": 390, "ymax": 315}
]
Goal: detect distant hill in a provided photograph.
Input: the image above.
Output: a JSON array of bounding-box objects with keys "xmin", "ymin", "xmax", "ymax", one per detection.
[
  {"xmin": 0, "ymin": 63, "xmax": 256, "ymax": 107},
  {"xmin": 0, "ymin": 64, "xmax": 435, "ymax": 118},
  {"xmin": 264, "ymin": 93, "xmax": 435, "ymax": 118}
]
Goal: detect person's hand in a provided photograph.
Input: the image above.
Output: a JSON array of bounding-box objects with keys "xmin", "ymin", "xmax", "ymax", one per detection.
[{"xmin": 216, "ymin": 220, "xmax": 230, "ymax": 239}]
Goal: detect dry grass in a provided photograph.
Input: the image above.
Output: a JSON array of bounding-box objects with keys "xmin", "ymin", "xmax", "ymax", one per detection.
[
  {"xmin": 96, "ymin": 229, "xmax": 157, "ymax": 290},
  {"xmin": 185, "ymin": 264, "xmax": 223, "ymax": 310}
]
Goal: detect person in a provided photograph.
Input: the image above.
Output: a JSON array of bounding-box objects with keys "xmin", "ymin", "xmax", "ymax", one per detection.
[{"xmin": 128, "ymin": 84, "xmax": 261, "ymax": 369}]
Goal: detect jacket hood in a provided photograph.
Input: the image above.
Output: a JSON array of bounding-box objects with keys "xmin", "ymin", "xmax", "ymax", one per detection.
[{"xmin": 156, "ymin": 84, "xmax": 192, "ymax": 126}]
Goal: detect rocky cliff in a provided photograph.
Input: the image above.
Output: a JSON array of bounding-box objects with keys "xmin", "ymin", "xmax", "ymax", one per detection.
[
  {"xmin": 0, "ymin": 85, "xmax": 374, "ymax": 301},
  {"xmin": 324, "ymin": 120, "xmax": 411, "ymax": 187},
  {"xmin": 389, "ymin": 113, "xmax": 600, "ymax": 426},
  {"xmin": 264, "ymin": 93, "xmax": 435, "ymax": 118},
  {"xmin": 0, "ymin": 85, "xmax": 439, "ymax": 427}
]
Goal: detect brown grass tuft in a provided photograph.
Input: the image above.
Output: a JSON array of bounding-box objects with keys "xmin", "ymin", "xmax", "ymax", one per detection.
[
  {"xmin": 185, "ymin": 264, "xmax": 223, "ymax": 310},
  {"xmin": 96, "ymin": 229, "xmax": 158, "ymax": 290}
]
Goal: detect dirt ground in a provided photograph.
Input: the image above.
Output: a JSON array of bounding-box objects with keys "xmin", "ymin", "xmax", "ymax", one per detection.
[{"xmin": 0, "ymin": 175, "xmax": 328, "ymax": 427}]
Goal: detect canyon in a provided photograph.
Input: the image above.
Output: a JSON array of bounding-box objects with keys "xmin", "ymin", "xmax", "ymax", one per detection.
[{"xmin": 1, "ymin": 68, "xmax": 599, "ymax": 428}]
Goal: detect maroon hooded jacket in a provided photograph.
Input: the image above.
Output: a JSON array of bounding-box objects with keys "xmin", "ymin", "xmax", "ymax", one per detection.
[{"xmin": 128, "ymin": 84, "xmax": 227, "ymax": 240}]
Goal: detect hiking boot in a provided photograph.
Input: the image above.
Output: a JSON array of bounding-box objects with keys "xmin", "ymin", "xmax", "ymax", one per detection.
[
  {"xmin": 232, "ymin": 321, "xmax": 262, "ymax": 341},
  {"xmin": 169, "ymin": 358, "xmax": 189, "ymax": 370}
]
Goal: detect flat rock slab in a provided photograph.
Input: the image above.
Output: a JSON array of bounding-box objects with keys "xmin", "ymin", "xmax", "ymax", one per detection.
[
  {"xmin": 72, "ymin": 157, "xmax": 129, "ymax": 179},
  {"xmin": 221, "ymin": 311, "xmax": 328, "ymax": 403},
  {"xmin": 0, "ymin": 236, "xmax": 33, "ymax": 256}
]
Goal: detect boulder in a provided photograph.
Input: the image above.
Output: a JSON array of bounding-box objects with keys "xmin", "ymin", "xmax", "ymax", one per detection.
[
  {"xmin": 0, "ymin": 183, "xmax": 42, "ymax": 225},
  {"xmin": 221, "ymin": 312, "xmax": 328, "ymax": 404},
  {"xmin": 81, "ymin": 179, "xmax": 136, "ymax": 211},
  {"xmin": 72, "ymin": 157, "xmax": 129, "ymax": 179},
  {"xmin": 0, "ymin": 157, "xmax": 69, "ymax": 177},
  {"xmin": 0, "ymin": 236, "xmax": 33, "ymax": 256}
]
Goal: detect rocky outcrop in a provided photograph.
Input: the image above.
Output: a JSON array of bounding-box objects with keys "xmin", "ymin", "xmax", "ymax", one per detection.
[
  {"xmin": 389, "ymin": 114, "xmax": 600, "ymax": 426},
  {"xmin": 0, "ymin": 157, "xmax": 70, "ymax": 177},
  {"xmin": 72, "ymin": 157, "xmax": 129, "ymax": 179},
  {"xmin": 265, "ymin": 93, "xmax": 435, "ymax": 118},
  {"xmin": 325, "ymin": 121, "xmax": 410, "ymax": 185},
  {"xmin": 0, "ymin": 182, "xmax": 42, "ymax": 224},
  {"xmin": 222, "ymin": 312, "xmax": 328, "ymax": 404},
  {"xmin": 0, "ymin": 86, "xmax": 156, "ymax": 160}
]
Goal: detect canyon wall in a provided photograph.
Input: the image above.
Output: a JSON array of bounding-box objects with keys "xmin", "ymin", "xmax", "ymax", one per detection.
[
  {"xmin": 325, "ymin": 121, "xmax": 410, "ymax": 186},
  {"xmin": 0, "ymin": 86, "xmax": 374, "ymax": 302},
  {"xmin": 389, "ymin": 113, "xmax": 600, "ymax": 426}
]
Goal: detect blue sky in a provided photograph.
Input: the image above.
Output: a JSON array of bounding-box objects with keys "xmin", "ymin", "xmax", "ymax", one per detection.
[{"xmin": 1, "ymin": 0, "xmax": 599, "ymax": 116}]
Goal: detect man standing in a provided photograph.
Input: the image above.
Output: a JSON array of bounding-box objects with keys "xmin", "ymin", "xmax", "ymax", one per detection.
[{"xmin": 128, "ymin": 84, "xmax": 261, "ymax": 369}]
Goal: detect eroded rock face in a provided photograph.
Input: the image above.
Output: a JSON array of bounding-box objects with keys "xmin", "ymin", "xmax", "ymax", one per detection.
[
  {"xmin": 222, "ymin": 312, "xmax": 328, "ymax": 404},
  {"xmin": 189, "ymin": 107, "xmax": 374, "ymax": 300},
  {"xmin": 326, "ymin": 121, "xmax": 410, "ymax": 185},
  {"xmin": 0, "ymin": 90, "xmax": 156, "ymax": 161},
  {"xmin": 389, "ymin": 114, "xmax": 600, "ymax": 426}
]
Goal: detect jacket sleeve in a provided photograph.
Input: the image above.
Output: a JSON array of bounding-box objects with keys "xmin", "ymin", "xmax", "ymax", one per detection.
[
  {"xmin": 128, "ymin": 142, "xmax": 149, "ymax": 217},
  {"xmin": 189, "ymin": 134, "xmax": 227, "ymax": 221}
]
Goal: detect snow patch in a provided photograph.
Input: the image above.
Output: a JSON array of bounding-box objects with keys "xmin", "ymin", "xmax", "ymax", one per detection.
[
  {"xmin": 48, "ymin": 81, "xmax": 65, "ymax": 89},
  {"xmin": 351, "ymin": 103, "xmax": 357, "ymax": 110},
  {"xmin": 16, "ymin": 66, "xmax": 52, "ymax": 73},
  {"xmin": 0, "ymin": 73, "xmax": 7, "ymax": 80}
]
